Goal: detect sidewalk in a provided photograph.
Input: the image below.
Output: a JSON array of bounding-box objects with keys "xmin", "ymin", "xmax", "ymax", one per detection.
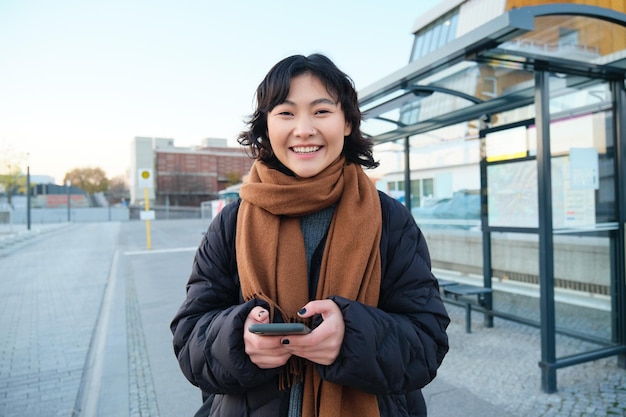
[
  {"xmin": 423, "ymin": 302, "xmax": 626, "ymax": 417},
  {"xmin": 0, "ymin": 219, "xmax": 624, "ymax": 417},
  {"xmin": 0, "ymin": 222, "xmax": 120, "ymax": 416},
  {"xmin": 0, "ymin": 222, "xmax": 71, "ymax": 255}
]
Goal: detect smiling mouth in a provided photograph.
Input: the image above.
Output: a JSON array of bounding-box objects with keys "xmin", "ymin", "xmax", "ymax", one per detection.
[{"xmin": 291, "ymin": 146, "xmax": 320, "ymax": 154}]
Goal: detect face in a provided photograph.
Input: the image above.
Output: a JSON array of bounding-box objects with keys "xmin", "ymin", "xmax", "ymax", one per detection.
[{"xmin": 267, "ymin": 73, "xmax": 351, "ymax": 178}]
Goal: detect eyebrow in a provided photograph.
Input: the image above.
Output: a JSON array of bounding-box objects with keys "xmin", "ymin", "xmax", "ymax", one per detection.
[{"xmin": 282, "ymin": 98, "xmax": 337, "ymax": 106}]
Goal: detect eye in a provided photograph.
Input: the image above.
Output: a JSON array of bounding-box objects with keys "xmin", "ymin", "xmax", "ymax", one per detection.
[
  {"xmin": 271, "ymin": 104, "xmax": 294, "ymax": 117},
  {"xmin": 315, "ymin": 109, "xmax": 331, "ymax": 115},
  {"xmin": 271, "ymin": 108, "xmax": 293, "ymax": 117}
]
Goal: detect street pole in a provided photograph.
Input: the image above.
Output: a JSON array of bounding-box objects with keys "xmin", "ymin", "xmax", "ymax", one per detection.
[
  {"xmin": 26, "ymin": 165, "xmax": 31, "ymax": 230},
  {"xmin": 144, "ymin": 187, "xmax": 152, "ymax": 250},
  {"xmin": 66, "ymin": 179, "xmax": 71, "ymax": 222}
]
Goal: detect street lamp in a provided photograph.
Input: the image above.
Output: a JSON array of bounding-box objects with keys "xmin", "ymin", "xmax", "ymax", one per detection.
[
  {"xmin": 26, "ymin": 165, "xmax": 31, "ymax": 230},
  {"xmin": 66, "ymin": 179, "xmax": 71, "ymax": 222}
]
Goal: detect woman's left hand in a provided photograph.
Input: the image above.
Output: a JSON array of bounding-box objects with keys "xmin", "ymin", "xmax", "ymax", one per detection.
[{"xmin": 280, "ymin": 299, "xmax": 345, "ymax": 366}]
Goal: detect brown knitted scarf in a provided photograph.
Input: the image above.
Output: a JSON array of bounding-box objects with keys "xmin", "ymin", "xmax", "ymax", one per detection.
[{"xmin": 236, "ymin": 156, "xmax": 382, "ymax": 417}]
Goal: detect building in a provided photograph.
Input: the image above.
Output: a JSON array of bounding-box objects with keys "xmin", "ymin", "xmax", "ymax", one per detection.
[
  {"xmin": 0, "ymin": 175, "xmax": 89, "ymax": 210},
  {"xmin": 129, "ymin": 137, "xmax": 253, "ymax": 207},
  {"xmin": 361, "ymin": 0, "xmax": 626, "ymax": 393}
]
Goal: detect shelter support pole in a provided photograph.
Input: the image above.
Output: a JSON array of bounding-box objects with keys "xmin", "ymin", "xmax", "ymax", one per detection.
[
  {"xmin": 404, "ymin": 136, "xmax": 411, "ymax": 212},
  {"xmin": 479, "ymin": 131, "xmax": 493, "ymax": 328},
  {"xmin": 613, "ymin": 78, "xmax": 626, "ymax": 368},
  {"xmin": 535, "ymin": 71, "xmax": 557, "ymax": 393}
]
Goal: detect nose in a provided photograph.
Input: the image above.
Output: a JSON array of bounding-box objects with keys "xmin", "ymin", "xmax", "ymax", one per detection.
[{"xmin": 293, "ymin": 117, "xmax": 316, "ymax": 138}]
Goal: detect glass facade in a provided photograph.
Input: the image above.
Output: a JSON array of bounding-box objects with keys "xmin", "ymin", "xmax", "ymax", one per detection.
[{"xmin": 499, "ymin": 15, "xmax": 626, "ymax": 67}]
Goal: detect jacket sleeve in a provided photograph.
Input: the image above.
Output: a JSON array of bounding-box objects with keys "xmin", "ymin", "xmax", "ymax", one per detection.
[
  {"xmin": 318, "ymin": 194, "xmax": 450, "ymax": 395},
  {"xmin": 170, "ymin": 201, "xmax": 280, "ymax": 394}
]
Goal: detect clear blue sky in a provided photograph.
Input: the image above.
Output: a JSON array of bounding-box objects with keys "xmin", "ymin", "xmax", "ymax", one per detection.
[{"xmin": 0, "ymin": 0, "xmax": 443, "ymax": 184}]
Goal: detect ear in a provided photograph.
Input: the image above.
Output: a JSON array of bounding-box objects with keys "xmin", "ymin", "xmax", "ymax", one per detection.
[{"xmin": 344, "ymin": 122, "xmax": 352, "ymax": 137}]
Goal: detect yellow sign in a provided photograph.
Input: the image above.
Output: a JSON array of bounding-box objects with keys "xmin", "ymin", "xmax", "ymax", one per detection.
[{"xmin": 137, "ymin": 169, "xmax": 153, "ymax": 188}]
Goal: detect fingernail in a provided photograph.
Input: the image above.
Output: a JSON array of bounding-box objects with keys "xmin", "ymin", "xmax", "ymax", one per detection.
[
  {"xmin": 281, "ymin": 339, "xmax": 290, "ymax": 345},
  {"xmin": 298, "ymin": 308, "xmax": 306, "ymax": 315}
]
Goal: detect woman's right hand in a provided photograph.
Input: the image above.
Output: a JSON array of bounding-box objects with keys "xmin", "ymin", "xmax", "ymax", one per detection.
[{"xmin": 243, "ymin": 306, "xmax": 292, "ymax": 369}]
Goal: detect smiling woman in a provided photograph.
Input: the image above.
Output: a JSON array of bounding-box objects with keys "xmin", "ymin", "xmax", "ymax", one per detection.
[{"xmin": 170, "ymin": 54, "xmax": 450, "ymax": 417}]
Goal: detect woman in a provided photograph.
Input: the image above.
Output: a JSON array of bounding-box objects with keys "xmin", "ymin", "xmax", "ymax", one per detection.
[{"xmin": 171, "ymin": 53, "xmax": 449, "ymax": 417}]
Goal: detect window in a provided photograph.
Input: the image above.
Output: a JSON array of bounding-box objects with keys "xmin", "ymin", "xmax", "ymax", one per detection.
[
  {"xmin": 558, "ymin": 28, "xmax": 578, "ymax": 48},
  {"xmin": 410, "ymin": 8, "xmax": 460, "ymax": 62},
  {"xmin": 411, "ymin": 180, "xmax": 422, "ymax": 208},
  {"xmin": 385, "ymin": 178, "xmax": 435, "ymax": 208},
  {"xmin": 482, "ymin": 76, "xmax": 497, "ymax": 98},
  {"xmin": 423, "ymin": 178, "xmax": 434, "ymax": 197},
  {"xmin": 445, "ymin": 13, "xmax": 459, "ymax": 43},
  {"xmin": 411, "ymin": 35, "xmax": 425, "ymax": 62}
]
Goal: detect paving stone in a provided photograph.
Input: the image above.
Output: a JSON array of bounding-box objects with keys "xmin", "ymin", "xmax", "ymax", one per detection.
[{"xmin": 2, "ymin": 219, "xmax": 625, "ymax": 417}]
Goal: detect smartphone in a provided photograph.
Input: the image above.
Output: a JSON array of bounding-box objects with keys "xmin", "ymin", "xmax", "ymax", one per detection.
[{"xmin": 248, "ymin": 323, "xmax": 311, "ymax": 335}]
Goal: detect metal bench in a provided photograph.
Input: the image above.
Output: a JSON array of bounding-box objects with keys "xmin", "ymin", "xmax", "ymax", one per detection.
[
  {"xmin": 436, "ymin": 279, "xmax": 459, "ymax": 288},
  {"xmin": 443, "ymin": 284, "xmax": 493, "ymax": 333}
]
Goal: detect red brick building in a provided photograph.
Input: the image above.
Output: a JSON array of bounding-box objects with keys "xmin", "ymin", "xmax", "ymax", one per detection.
[{"xmin": 155, "ymin": 145, "xmax": 253, "ymax": 207}]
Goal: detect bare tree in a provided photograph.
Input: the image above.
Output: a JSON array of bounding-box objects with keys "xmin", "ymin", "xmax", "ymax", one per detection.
[
  {"xmin": 0, "ymin": 141, "xmax": 28, "ymax": 207},
  {"xmin": 63, "ymin": 167, "xmax": 110, "ymax": 195}
]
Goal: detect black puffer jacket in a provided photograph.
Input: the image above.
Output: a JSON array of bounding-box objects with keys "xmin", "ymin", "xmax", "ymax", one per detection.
[{"xmin": 171, "ymin": 191, "xmax": 449, "ymax": 417}]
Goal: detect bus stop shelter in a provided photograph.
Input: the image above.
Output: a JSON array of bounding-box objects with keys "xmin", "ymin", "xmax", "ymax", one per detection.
[{"xmin": 359, "ymin": 4, "xmax": 626, "ymax": 393}]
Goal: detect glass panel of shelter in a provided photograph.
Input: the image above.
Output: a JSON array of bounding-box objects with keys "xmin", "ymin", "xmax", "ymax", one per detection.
[{"xmin": 479, "ymin": 74, "xmax": 617, "ymax": 349}]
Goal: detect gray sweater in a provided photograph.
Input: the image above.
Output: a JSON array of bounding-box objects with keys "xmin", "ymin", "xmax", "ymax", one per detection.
[{"xmin": 288, "ymin": 205, "xmax": 334, "ymax": 417}]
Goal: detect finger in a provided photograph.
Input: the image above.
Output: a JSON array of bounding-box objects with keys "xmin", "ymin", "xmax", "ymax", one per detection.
[
  {"xmin": 297, "ymin": 299, "xmax": 339, "ymax": 319},
  {"xmin": 248, "ymin": 306, "xmax": 269, "ymax": 324},
  {"xmin": 281, "ymin": 338, "xmax": 341, "ymax": 365},
  {"xmin": 245, "ymin": 338, "xmax": 293, "ymax": 368}
]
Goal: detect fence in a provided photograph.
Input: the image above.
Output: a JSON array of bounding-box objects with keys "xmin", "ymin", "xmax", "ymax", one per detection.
[{"xmin": 4, "ymin": 207, "xmax": 130, "ymax": 224}]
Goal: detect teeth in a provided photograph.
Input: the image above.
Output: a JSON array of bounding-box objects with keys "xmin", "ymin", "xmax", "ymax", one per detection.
[{"xmin": 292, "ymin": 146, "xmax": 320, "ymax": 154}]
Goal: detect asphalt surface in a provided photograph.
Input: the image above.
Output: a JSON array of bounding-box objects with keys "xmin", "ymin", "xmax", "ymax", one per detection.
[{"xmin": 0, "ymin": 220, "xmax": 624, "ymax": 417}]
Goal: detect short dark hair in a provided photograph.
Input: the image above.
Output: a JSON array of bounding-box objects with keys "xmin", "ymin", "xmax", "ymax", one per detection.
[{"xmin": 237, "ymin": 54, "xmax": 379, "ymax": 172}]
